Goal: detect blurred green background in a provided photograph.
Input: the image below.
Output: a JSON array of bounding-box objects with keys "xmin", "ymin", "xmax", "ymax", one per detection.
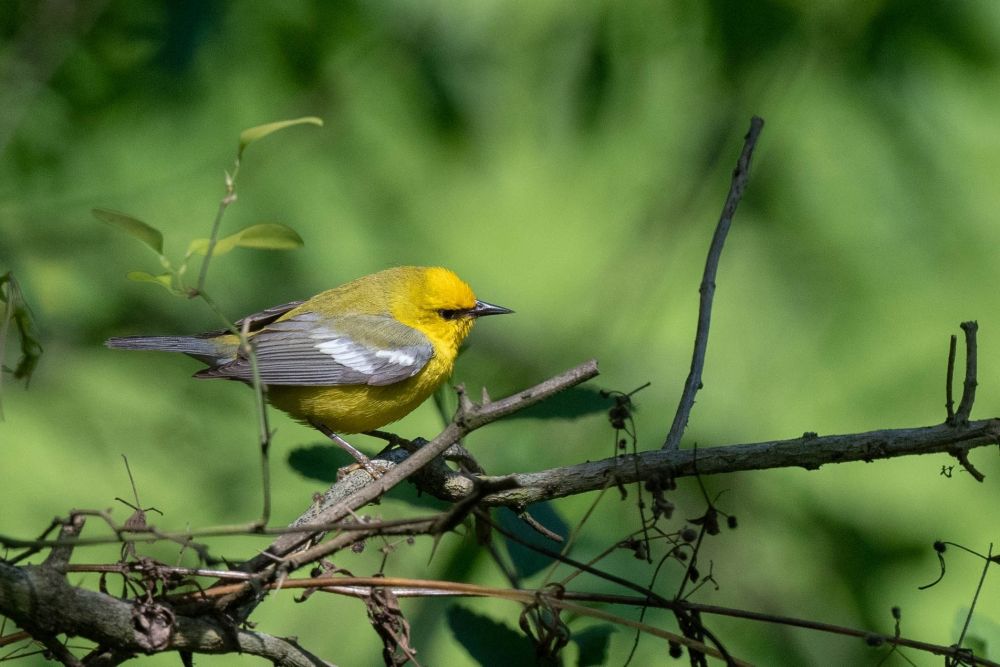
[{"xmin": 3, "ymin": 1, "xmax": 1000, "ymax": 665}]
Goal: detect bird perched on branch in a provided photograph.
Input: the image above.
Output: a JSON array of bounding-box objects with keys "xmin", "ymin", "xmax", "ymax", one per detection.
[{"xmin": 106, "ymin": 266, "xmax": 512, "ymax": 470}]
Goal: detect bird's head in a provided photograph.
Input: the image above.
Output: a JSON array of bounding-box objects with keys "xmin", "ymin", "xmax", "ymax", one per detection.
[{"xmin": 394, "ymin": 267, "xmax": 512, "ymax": 353}]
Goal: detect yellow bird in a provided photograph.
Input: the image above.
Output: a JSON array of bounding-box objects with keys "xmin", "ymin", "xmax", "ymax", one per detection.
[{"xmin": 106, "ymin": 266, "xmax": 512, "ymax": 466}]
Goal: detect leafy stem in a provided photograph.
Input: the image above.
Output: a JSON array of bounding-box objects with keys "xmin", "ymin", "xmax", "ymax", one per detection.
[{"xmin": 96, "ymin": 115, "xmax": 323, "ymax": 526}]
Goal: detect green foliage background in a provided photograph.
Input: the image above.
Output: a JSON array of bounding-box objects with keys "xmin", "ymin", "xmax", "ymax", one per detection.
[{"xmin": 3, "ymin": 1, "xmax": 1000, "ymax": 664}]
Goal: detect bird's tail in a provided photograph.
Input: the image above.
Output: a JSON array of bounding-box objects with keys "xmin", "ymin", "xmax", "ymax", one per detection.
[{"xmin": 105, "ymin": 335, "xmax": 234, "ymax": 366}]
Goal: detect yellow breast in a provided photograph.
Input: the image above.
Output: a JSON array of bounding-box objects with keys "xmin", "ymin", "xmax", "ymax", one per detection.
[{"xmin": 266, "ymin": 351, "xmax": 454, "ymax": 434}]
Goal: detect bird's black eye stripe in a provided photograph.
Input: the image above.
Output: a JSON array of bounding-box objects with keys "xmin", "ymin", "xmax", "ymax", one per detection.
[{"xmin": 438, "ymin": 309, "xmax": 463, "ymax": 320}]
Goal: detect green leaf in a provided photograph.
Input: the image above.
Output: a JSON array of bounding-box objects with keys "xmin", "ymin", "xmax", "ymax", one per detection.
[
  {"xmin": 0, "ymin": 272, "xmax": 43, "ymax": 419},
  {"xmin": 233, "ymin": 223, "xmax": 303, "ymax": 249},
  {"xmin": 187, "ymin": 234, "xmax": 241, "ymax": 258},
  {"xmin": 953, "ymin": 608, "xmax": 1000, "ymax": 660},
  {"xmin": 126, "ymin": 271, "xmax": 175, "ymax": 292},
  {"xmin": 188, "ymin": 224, "xmax": 303, "ymax": 257},
  {"xmin": 93, "ymin": 208, "xmax": 164, "ymax": 255},
  {"xmin": 507, "ymin": 386, "xmax": 612, "ymax": 421},
  {"xmin": 447, "ymin": 606, "xmax": 537, "ymax": 666},
  {"xmin": 499, "ymin": 503, "xmax": 568, "ymax": 578},
  {"xmin": 287, "ymin": 444, "xmax": 343, "ymax": 483},
  {"xmin": 574, "ymin": 625, "xmax": 615, "ymax": 667},
  {"xmin": 238, "ymin": 116, "xmax": 323, "ymax": 158}
]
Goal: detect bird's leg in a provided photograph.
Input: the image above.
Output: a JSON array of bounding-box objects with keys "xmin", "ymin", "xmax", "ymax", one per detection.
[{"xmin": 310, "ymin": 421, "xmax": 381, "ymax": 479}]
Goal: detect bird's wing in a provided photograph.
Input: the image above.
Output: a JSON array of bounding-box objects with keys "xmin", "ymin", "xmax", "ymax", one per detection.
[
  {"xmin": 235, "ymin": 300, "xmax": 308, "ymax": 331},
  {"xmin": 196, "ymin": 300, "xmax": 307, "ymax": 339},
  {"xmin": 196, "ymin": 312, "xmax": 434, "ymax": 387}
]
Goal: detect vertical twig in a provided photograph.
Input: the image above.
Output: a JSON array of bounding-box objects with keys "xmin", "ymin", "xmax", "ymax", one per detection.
[
  {"xmin": 952, "ymin": 543, "xmax": 993, "ymax": 665},
  {"xmin": 663, "ymin": 117, "xmax": 765, "ymax": 450},
  {"xmin": 945, "ymin": 334, "xmax": 957, "ymax": 424},
  {"xmin": 242, "ymin": 317, "xmax": 272, "ymax": 528},
  {"xmin": 194, "ymin": 163, "xmax": 240, "ymax": 297},
  {"xmin": 37, "ymin": 636, "xmax": 83, "ymax": 667},
  {"xmin": 0, "ymin": 277, "xmax": 12, "ymax": 421},
  {"xmin": 186, "ymin": 149, "xmax": 273, "ymax": 527},
  {"xmin": 42, "ymin": 513, "xmax": 86, "ymax": 571},
  {"xmin": 950, "ymin": 321, "xmax": 983, "ymax": 480},
  {"xmin": 954, "ymin": 321, "xmax": 978, "ymax": 424}
]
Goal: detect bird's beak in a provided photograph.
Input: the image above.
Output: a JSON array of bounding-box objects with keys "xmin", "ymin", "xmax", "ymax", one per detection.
[{"xmin": 469, "ymin": 300, "xmax": 514, "ymax": 318}]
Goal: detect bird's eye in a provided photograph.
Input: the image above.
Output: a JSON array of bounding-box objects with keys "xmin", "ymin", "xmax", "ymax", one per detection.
[{"xmin": 438, "ymin": 309, "xmax": 463, "ymax": 320}]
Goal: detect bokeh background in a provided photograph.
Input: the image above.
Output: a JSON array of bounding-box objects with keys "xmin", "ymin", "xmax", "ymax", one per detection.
[{"xmin": 3, "ymin": 1, "xmax": 1000, "ymax": 665}]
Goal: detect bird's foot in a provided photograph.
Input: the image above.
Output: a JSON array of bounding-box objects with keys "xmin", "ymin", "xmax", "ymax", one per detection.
[
  {"xmin": 335, "ymin": 458, "xmax": 381, "ymax": 480},
  {"xmin": 311, "ymin": 421, "xmax": 382, "ymax": 480}
]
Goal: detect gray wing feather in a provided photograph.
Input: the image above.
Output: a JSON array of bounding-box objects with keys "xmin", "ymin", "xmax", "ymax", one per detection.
[
  {"xmin": 196, "ymin": 300, "xmax": 307, "ymax": 339},
  {"xmin": 199, "ymin": 312, "xmax": 433, "ymax": 387}
]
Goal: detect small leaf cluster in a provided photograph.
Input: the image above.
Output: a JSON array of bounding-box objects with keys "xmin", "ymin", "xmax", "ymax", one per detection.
[
  {"xmin": 0, "ymin": 272, "xmax": 43, "ymax": 418},
  {"xmin": 93, "ymin": 207, "xmax": 304, "ymax": 296},
  {"xmin": 94, "ymin": 116, "xmax": 322, "ymax": 297}
]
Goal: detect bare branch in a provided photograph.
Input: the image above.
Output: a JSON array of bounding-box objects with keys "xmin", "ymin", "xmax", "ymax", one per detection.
[
  {"xmin": 480, "ymin": 419, "xmax": 1000, "ymax": 507},
  {"xmin": 42, "ymin": 512, "xmax": 85, "ymax": 571},
  {"xmin": 0, "ymin": 561, "xmax": 334, "ymax": 666},
  {"xmin": 953, "ymin": 448, "xmax": 985, "ymax": 483},
  {"xmin": 664, "ymin": 116, "xmax": 765, "ymax": 450},
  {"xmin": 38, "ymin": 635, "xmax": 82, "ymax": 667}
]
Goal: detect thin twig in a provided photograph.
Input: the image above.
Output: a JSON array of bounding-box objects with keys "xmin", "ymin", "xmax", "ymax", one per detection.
[
  {"xmin": 186, "ymin": 156, "xmax": 274, "ymax": 527},
  {"xmin": 946, "ymin": 334, "xmax": 957, "ymax": 424},
  {"xmin": 664, "ymin": 116, "xmax": 765, "ymax": 450},
  {"xmin": 0, "ymin": 511, "xmax": 444, "ymax": 552},
  {"xmin": 66, "ymin": 563, "xmax": 255, "ymax": 580},
  {"xmin": 194, "ymin": 164, "xmax": 239, "ymax": 296},
  {"xmin": 42, "ymin": 513, "xmax": 85, "ymax": 571},
  {"xmin": 953, "ymin": 449, "xmax": 985, "ymax": 483},
  {"xmin": 242, "ymin": 315, "xmax": 272, "ymax": 527},
  {"xmin": 955, "ymin": 321, "xmax": 979, "ymax": 424},
  {"xmin": 37, "ymin": 636, "xmax": 82, "ymax": 667},
  {"xmin": 954, "ymin": 543, "xmax": 993, "ymax": 661},
  {"xmin": 121, "ymin": 455, "xmax": 142, "ymax": 512},
  {"xmin": 539, "ymin": 484, "xmax": 610, "ymax": 588},
  {"xmin": 519, "ymin": 511, "xmax": 564, "ymax": 543},
  {"xmin": 0, "ymin": 277, "xmax": 13, "ymax": 420}
]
